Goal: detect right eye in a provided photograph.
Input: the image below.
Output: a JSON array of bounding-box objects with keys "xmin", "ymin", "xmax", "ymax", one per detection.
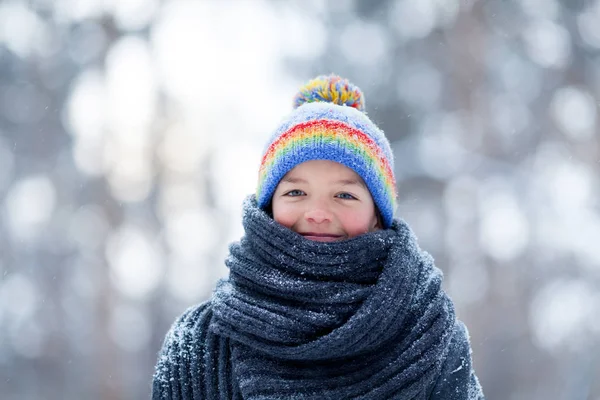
[{"xmin": 284, "ymin": 189, "xmax": 305, "ymax": 197}]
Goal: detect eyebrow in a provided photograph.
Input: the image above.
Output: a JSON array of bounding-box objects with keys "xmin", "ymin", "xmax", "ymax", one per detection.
[
  {"xmin": 281, "ymin": 176, "xmax": 366, "ymax": 188},
  {"xmin": 335, "ymin": 178, "xmax": 366, "ymax": 188},
  {"xmin": 281, "ymin": 177, "xmax": 308, "ymax": 184}
]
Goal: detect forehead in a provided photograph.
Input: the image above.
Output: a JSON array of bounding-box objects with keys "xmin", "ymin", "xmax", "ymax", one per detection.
[{"xmin": 283, "ymin": 160, "xmax": 365, "ymax": 185}]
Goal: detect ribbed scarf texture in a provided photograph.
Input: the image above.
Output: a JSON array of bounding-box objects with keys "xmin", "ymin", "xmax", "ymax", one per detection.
[{"xmin": 153, "ymin": 196, "xmax": 485, "ymax": 399}]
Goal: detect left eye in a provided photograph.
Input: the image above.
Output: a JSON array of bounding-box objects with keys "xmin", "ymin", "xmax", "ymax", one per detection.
[
  {"xmin": 285, "ymin": 189, "xmax": 305, "ymax": 197},
  {"xmin": 336, "ymin": 192, "xmax": 356, "ymax": 200}
]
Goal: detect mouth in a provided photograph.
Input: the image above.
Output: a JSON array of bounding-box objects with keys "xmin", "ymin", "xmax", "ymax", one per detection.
[{"xmin": 300, "ymin": 232, "xmax": 345, "ymax": 242}]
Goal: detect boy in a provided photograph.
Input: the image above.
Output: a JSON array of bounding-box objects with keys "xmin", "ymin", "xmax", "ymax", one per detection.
[{"xmin": 152, "ymin": 75, "xmax": 485, "ymax": 399}]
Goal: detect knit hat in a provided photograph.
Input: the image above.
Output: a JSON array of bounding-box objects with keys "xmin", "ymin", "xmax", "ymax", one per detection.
[{"xmin": 256, "ymin": 74, "xmax": 397, "ymax": 228}]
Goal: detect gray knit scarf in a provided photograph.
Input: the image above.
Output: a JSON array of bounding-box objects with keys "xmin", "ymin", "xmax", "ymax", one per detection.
[{"xmin": 153, "ymin": 196, "xmax": 483, "ymax": 399}]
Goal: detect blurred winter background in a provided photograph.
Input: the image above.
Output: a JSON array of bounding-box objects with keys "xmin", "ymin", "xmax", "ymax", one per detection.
[{"xmin": 0, "ymin": 0, "xmax": 599, "ymax": 398}]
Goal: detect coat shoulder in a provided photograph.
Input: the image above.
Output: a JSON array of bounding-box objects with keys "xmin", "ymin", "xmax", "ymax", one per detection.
[
  {"xmin": 428, "ymin": 320, "xmax": 485, "ymax": 400},
  {"xmin": 152, "ymin": 301, "xmax": 214, "ymax": 400}
]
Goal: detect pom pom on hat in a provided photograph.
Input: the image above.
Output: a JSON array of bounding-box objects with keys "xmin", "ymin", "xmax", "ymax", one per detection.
[
  {"xmin": 293, "ymin": 74, "xmax": 365, "ymax": 111},
  {"xmin": 258, "ymin": 74, "xmax": 397, "ymax": 228}
]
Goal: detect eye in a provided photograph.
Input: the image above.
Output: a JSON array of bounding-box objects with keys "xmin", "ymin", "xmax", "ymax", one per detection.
[
  {"xmin": 284, "ymin": 189, "xmax": 305, "ymax": 197},
  {"xmin": 336, "ymin": 192, "xmax": 357, "ymax": 200}
]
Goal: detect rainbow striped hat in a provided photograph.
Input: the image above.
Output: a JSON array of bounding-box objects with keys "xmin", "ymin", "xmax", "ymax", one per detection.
[{"xmin": 257, "ymin": 75, "xmax": 397, "ymax": 228}]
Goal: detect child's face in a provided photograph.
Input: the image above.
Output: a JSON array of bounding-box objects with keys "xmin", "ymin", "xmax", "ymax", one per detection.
[{"xmin": 271, "ymin": 160, "xmax": 381, "ymax": 242}]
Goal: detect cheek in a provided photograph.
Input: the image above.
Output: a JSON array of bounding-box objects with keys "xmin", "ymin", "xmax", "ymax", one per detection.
[
  {"xmin": 272, "ymin": 202, "xmax": 298, "ymax": 228},
  {"xmin": 337, "ymin": 208, "xmax": 377, "ymax": 236}
]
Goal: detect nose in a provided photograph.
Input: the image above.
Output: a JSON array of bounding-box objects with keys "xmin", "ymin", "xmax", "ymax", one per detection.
[{"xmin": 304, "ymin": 200, "xmax": 333, "ymax": 224}]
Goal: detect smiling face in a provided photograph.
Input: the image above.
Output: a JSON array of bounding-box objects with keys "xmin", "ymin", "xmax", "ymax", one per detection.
[{"xmin": 271, "ymin": 160, "xmax": 381, "ymax": 242}]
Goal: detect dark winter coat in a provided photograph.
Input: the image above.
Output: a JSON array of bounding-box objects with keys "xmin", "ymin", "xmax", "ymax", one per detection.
[{"xmin": 152, "ymin": 196, "xmax": 485, "ymax": 399}]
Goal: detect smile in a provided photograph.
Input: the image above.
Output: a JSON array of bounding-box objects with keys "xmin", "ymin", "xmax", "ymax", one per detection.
[{"xmin": 300, "ymin": 233, "xmax": 344, "ymax": 242}]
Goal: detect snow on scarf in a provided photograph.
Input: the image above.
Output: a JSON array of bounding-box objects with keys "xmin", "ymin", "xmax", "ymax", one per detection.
[{"xmin": 152, "ymin": 196, "xmax": 485, "ymax": 400}]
